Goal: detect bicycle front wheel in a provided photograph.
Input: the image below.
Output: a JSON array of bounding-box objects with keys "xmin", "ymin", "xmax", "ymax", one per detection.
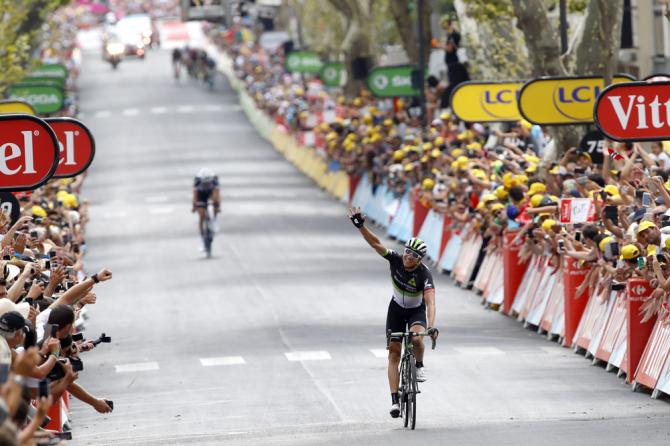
[{"xmin": 407, "ymin": 356, "xmax": 417, "ymax": 430}]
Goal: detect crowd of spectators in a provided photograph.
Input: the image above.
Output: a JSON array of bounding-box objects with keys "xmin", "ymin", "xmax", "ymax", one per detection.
[
  {"xmin": 0, "ymin": 7, "xmax": 115, "ymax": 446},
  {"xmin": 210, "ymin": 25, "xmax": 670, "ymax": 329}
]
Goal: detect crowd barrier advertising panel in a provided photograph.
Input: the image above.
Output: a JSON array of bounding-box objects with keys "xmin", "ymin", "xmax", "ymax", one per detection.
[
  {"xmin": 562, "ymin": 257, "xmax": 591, "ymax": 347},
  {"xmin": 633, "ymin": 319, "xmax": 670, "ymax": 393},
  {"xmin": 502, "ymin": 231, "xmax": 529, "ymax": 315},
  {"xmin": 594, "ymin": 81, "xmax": 670, "ymax": 141},
  {"xmin": 518, "ymin": 75, "xmax": 634, "ymax": 125},
  {"xmin": 626, "ymin": 279, "xmax": 657, "ymax": 384},
  {"xmin": 449, "ymin": 81, "xmax": 524, "ymax": 122}
]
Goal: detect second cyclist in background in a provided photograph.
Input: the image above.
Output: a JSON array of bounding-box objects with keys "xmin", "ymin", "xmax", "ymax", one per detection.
[{"xmin": 192, "ymin": 168, "xmax": 220, "ymax": 249}]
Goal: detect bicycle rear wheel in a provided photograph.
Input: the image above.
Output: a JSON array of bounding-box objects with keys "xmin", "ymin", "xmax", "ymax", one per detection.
[
  {"xmin": 203, "ymin": 214, "xmax": 213, "ymax": 257},
  {"xmin": 402, "ymin": 357, "xmax": 413, "ymax": 427}
]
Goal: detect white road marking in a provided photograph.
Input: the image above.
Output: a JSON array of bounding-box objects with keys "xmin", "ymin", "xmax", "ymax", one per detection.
[
  {"xmin": 148, "ymin": 206, "xmax": 175, "ymax": 215},
  {"xmin": 122, "ymin": 108, "xmax": 139, "ymax": 116},
  {"xmin": 369, "ymin": 349, "xmax": 388, "ymax": 358},
  {"xmin": 94, "ymin": 110, "xmax": 111, "ymax": 118},
  {"xmin": 202, "ymin": 104, "xmax": 223, "ymax": 112},
  {"xmin": 145, "ymin": 195, "xmax": 169, "ymax": 203},
  {"xmin": 285, "ymin": 351, "xmax": 331, "ymax": 361},
  {"xmin": 102, "ymin": 211, "xmax": 128, "ymax": 219},
  {"xmin": 115, "ymin": 362, "xmax": 160, "ymax": 373},
  {"xmin": 200, "ymin": 356, "xmax": 246, "ymax": 366},
  {"xmin": 453, "ymin": 347, "xmax": 506, "ymax": 355},
  {"xmin": 177, "ymin": 105, "xmax": 195, "ymax": 113},
  {"xmin": 150, "ymin": 106, "xmax": 167, "ymax": 114}
]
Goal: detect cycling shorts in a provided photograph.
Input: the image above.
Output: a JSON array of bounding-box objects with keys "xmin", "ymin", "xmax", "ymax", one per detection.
[{"xmin": 386, "ymin": 299, "xmax": 427, "ymax": 342}]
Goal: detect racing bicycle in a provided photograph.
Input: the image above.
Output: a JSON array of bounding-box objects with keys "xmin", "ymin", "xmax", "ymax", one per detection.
[{"xmin": 387, "ymin": 326, "xmax": 437, "ymax": 430}]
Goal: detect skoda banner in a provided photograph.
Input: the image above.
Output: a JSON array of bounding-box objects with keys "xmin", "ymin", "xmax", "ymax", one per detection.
[
  {"xmin": 26, "ymin": 63, "xmax": 68, "ymax": 80},
  {"xmin": 518, "ymin": 75, "xmax": 634, "ymax": 125},
  {"xmin": 285, "ymin": 51, "xmax": 323, "ymax": 74},
  {"xmin": 8, "ymin": 85, "xmax": 64, "ymax": 115},
  {"xmin": 450, "ymin": 81, "xmax": 523, "ymax": 122},
  {"xmin": 594, "ymin": 81, "xmax": 670, "ymax": 142},
  {"xmin": 367, "ymin": 65, "xmax": 419, "ymax": 98},
  {"xmin": 320, "ymin": 63, "xmax": 346, "ymax": 87},
  {"xmin": 0, "ymin": 100, "xmax": 36, "ymax": 115}
]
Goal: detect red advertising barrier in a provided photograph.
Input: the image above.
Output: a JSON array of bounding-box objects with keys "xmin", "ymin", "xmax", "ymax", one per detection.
[
  {"xmin": 412, "ymin": 196, "xmax": 430, "ymax": 237},
  {"xmin": 574, "ymin": 292, "xmax": 612, "ymax": 352},
  {"xmin": 562, "ymin": 257, "xmax": 591, "ymax": 347},
  {"xmin": 502, "ymin": 231, "xmax": 529, "ymax": 315},
  {"xmin": 633, "ymin": 318, "xmax": 670, "ymax": 392},
  {"xmin": 626, "ymin": 279, "xmax": 657, "ymax": 384}
]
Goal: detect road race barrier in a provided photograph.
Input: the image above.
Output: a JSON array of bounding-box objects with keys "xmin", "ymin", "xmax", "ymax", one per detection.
[
  {"xmin": 44, "ymin": 393, "xmax": 69, "ymax": 432},
  {"xmin": 593, "ymin": 290, "xmax": 627, "ymax": 366},
  {"xmin": 417, "ymin": 209, "xmax": 445, "ymax": 262},
  {"xmin": 511, "ymin": 256, "xmax": 545, "ymax": 317},
  {"xmin": 439, "ymin": 224, "xmax": 464, "ymax": 273},
  {"xmin": 412, "ymin": 197, "xmax": 430, "ymax": 238},
  {"xmin": 524, "ymin": 258, "xmax": 560, "ymax": 327},
  {"xmin": 625, "ymin": 279, "xmax": 657, "ymax": 384},
  {"xmin": 562, "ymin": 258, "xmax": 592, "ymax": 347},
  {"xmin": 634, "ymin": 316, "xmax": 670, "ymax": 397},
  {"xmin": 439, "ymin": 217, "xmax": 452, "ymax": 260},
  {"xmin": 502, "ymin": 231, "xmax": 530, "ymax": 314},
  {"xmin": 573, "ymin": 290, "xmax": 616, "ymax": 357},
  {"xmin": 451, "ymin": 234, "xmax": 483, "ymax": 287},
  {"xmin": 539, "ymin": 274, "xmax": 565, "ymax": 339}
]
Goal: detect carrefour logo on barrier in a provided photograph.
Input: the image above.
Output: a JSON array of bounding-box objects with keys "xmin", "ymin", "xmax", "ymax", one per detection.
[
  {"xmin": 627, "ymin": 280, "xmax": 652, "ymax": 301},
  {"xmin": 595, "ymin": 81, "xmax": 670, "ymax": 142},
  {"xmin": 519, "ymin": 75, "xmax": 634, "ymax": 125},
  {"xmin": 450, "ymin": 82, "xmax": 523, "ymax": 122}
]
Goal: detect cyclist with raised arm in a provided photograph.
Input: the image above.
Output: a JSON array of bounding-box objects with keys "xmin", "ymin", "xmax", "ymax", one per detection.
[
  {"xmin": 347, "ymin": 206, "xmax": 438, "ymax": 419},
  {"xmin": 192, "ymin": 168, "xmax": 220, "ymax": 249}
]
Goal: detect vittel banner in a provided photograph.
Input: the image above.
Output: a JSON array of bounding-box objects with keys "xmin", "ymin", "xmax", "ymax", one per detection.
[
  {"xmin": 45, "ymin": 118, "xmax": 96, "ymax": 178},
  {"xmin": 595, "ymin": 81, "xmax": 670, "ymax": 141},
  {"xmin": 450, "ymin": 81, "xmax": 523, "ymax": 122},
  {"xmin": 0, "ymin": 114, "xmax": 59, "ymax": 192},
  {"xmin": 518, "ymin": 75, "xmax": 635, "ymax": 125}
]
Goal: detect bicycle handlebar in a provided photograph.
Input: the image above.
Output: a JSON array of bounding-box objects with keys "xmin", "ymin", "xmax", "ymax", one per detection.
[{"xmin": 386, "ymin": 328, "xmax": 438, "ymax": 350}]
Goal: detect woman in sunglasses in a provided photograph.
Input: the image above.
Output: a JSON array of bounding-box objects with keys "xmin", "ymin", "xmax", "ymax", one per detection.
[{"xmin": 347, "ymin": 207, "xmax": 438, "ymax": 419}]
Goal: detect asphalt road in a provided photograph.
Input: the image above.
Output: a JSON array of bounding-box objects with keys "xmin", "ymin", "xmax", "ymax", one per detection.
[{"xmin": 67, "ymin": 45, "xmax": 670, "ymax": 445}]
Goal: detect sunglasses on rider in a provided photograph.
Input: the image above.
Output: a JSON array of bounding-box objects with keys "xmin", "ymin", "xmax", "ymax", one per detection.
[{"xmin": 404, "ymin": 248, "xmax": 422, "ymax": 259}]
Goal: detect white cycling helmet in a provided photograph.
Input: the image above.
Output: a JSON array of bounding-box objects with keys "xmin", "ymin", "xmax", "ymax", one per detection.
[
  {"xmin": 405, "ymin": 237, "xmax": 427, "ymax": 258},
  {"xmin": 197, "ymin": 168, "xmax": 215, "ymax": 181}
]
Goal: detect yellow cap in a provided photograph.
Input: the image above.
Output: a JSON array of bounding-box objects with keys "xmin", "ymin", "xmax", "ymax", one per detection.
[
  {"xmin": 620, "ymin": 244, "xmax": 640, "ymax": 260},
  {"xmin": 494, "ymin": 186, "xmax": 508, "ymax": 201},
  {"xmin": 466, "ymin": 142, "xmax": 482, "ymax": 151},
  {"xmin": 471, "ymin": 170, "xmax": 487, "ymax": 181},
  {"xmin": 451, "ymin": 149, "xmax": 464, "ymax": 157},
  {"xmin": 598, "ymin": 236, "xmax": 614, "ymax": 252},
  {"xmin": 525, "ymin": 164, "xmax": 538, "ymax": 174},
  {"xmin": 482, "ymin": 194, "xmax": 497, "ymax": 204},
  {"xmin": 514, "ymin": 174, "xmax": 529, "ymax": 184},
  {"xmin": 665, "ymin": 238, "xmax": 670, "ymax": 249},
  {"xmin": 326, "ymin": 132, "xmax": 337, "ymax": 141},
  {"xmin": 383, "ymin": 118, "xmax": 393, "ymax": 127},
  {"xmin": 637, "ymin": 221, "xmax": 658, "ymax": 234},
  {"xmin": 648, "ymin": 245, "xmax": 658, "ymax": 256},
  {"xmin": 604, "ymin": 185, "xmax": 619, "ymax": 196},
  {"xmin": 431, "ymin": 148, "xmax": 441, "ymax": 158},
  {"xmin": 457, "ymin": 130, "xmax": 473, "ymax": 141},
  {"xmin": 420, "ymin": 156, "xmax": 429, "ymax": 163},
  {"xmin": 337, "ymin": 96, "xmax": 346, "ymax": 104},
  {"xmin": 490, "ymin": 203, "xmax": 505, "ymax": 212},
  {"xmin": 529, "ymin": 182, "xmax": 546, "ymax": 195},
  {"xmin": 320, "ymin": 122, "xmax": 330, "ymax": 131},
  {"xmin": 393, "ymin": 150, "xmax": 404, "ymax": 161},
  {"xmin": 363, "ymin": 114, "xmax": 373, "ymax": 124},
  {"xmin": 450, "ymin": 161, "xmax": 459, "ymax": 170},
  {"xmin": 404, "ymin": 163, "xmax": 415, "ymax": 172},
  {"xmin": 541, "ymin": 219, "xmax": 557, "ymax": 232},
  {"xmin": 423, "ymin": 142, "xmax": 433, "ymax": 151},
  {"xmin": 440, "ymin": 111, "xmax": 450, "ymax": 120},
  {"xmin": 353, "ymin": 98, "xmax": 362, "ymax": 107},
  {"xmin": 530, "ymin": 194, "xmax": 545, "ymax": 208},
  {"xmin": 520, "ymin": 119, "xmax": 533, "ymax": 131},
  {"xmin": 549, "ymin": 166, "xmax": 560, "ymax": 175},
  {"xmin": 369, "ymin": 106, "xmax": 378, "ymax": 116},
  {"xmin": 422, "ymin": 178, "xmax": 435, "ymax": 190},
  {"xmin": 456, "ymin": 155, "xmax": 470, "ymax": 165},
  {"xmin": 32, "ymin": 205, "xmax": 47, "ymax": 218},
  {"xmin": 523, "ymin": 154, "xmax": 540, "ymax": 164},
  {"xmin": 434, "ymin": 136, "xmax": 444, "ymax": 146}
]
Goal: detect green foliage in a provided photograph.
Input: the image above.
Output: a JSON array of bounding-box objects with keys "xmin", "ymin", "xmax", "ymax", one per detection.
[
  {"xmin": 462, "ymin": 0, "xmax": 515, "ymax": 22},
  {"xmin": 0, "ymin": 0, "xmax": 70, "ymax": 94}
]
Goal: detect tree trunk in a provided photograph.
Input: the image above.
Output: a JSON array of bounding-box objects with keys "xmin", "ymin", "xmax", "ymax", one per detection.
[
  {"xmin": 510, "ymin": 0, "xmax": 566, "ymax": 77},
  {"xmin": 389, "ymin": 0, "xmax": 432, "ymax": 66},
  {"xmin": 573, "ymin": 0, "xmax": 624, "ymax": 84}
]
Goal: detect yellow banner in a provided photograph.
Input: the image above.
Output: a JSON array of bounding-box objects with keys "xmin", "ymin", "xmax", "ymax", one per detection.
[
  {"xmin": 0, "ymin": 100, "xmax": 35, "ymax": 115},
  {"xmin": 450, "ymin": 82, "xmax": 523, "ymax": 122},
  {"xmin": 518, "ymin": 75, "xmax": 634, "ymax": 125}
]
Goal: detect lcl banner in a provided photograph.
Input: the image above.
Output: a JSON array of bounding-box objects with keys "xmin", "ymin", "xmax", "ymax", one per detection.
[
  {"xmin": 518, "ymin": 75, "xmax": 634, "ymax": 125},
  {"xmin": 450, "ymin": 81, "xmax": 523, "ymax": 122},
  {"xmin": 45, "ymin": 118, "xmax": 96, "ymax": 178},
  {"xmin": 0, "ymin": 114, "xmax": 59, "ymax": 192},
  {"xmin": 594, "ymin": 81, "xmax": 670, "ymax": 141},
  {"xmin": 0, "ymin": 100, "xmax": 36, "ymax": 115}
]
